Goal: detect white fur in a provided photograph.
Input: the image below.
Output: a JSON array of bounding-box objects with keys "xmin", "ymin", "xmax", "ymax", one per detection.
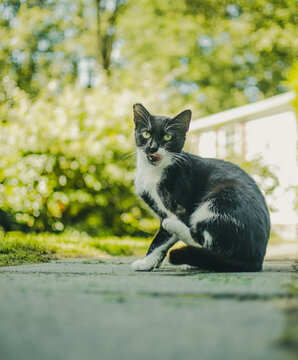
[
  {"xmin": 131, "ymin": 235, "xmax": 178, "ymax": 271},
  {"xmin": 132, "ymin": 150, "xmax": 180, "ymax": 271},
  {"xmin": 162, "ymin": 218, "xmax": 199, "ymax": 247},
  {"xmin": 190, "ymin": 201, "xmax": 218, "ymax": 229},
  {"xmin": 135, "ymin": 149, "xmax": 176, "ymax": 220},
  {"xmin": 131, "ymin": 253, "xmax": 161, "ymax": 271},
  {"xmin": 190, "ymin": 201, "xmax": 242, "ymax": 232},
  {"xmin": 135, "ymin": 150, "xmax": 162, "ymax": 195},
  {"xmin": 203, "ymin": 230, "xmax": 213, "ymax": 249},
  {"xmin": 133, "ymin": 148, "xmax": 200, "ymax": 272}
]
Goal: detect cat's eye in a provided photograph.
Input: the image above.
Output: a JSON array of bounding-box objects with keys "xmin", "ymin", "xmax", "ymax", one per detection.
[
  {"xmin": 142, "ymin": 131, "xmax": 151, "ymax": 139},
  {"xmin": 163, "ymin": 134, "xmax": 172, "ymax": 141}
]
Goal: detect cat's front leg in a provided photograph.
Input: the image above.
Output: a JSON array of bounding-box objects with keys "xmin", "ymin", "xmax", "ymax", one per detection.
[
  {"xmin": 162, "ymin": 218, "xmax": 199, "ymax": 247},
  {"xmin": 131, "ymin": 227, "xmax": 178, "ymax": 271},
  {"xmin": 131, "ymin": 253, "xmax": 164, "ymax": 271}
]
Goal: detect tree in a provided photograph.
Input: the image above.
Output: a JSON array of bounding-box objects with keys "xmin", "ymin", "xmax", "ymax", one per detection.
[
  {"xmin": 2, "ymin": 0, "xmax": 296, "ymax": 113},
  {"xmin": 0, "ymin": 0, "xmax": 127, "ymax": 95},
  {"xmin": 95, "ymin": 0, "xmax": 127, "ymax": 77},
  {"xmin": 118, "ymin": 0, "xmax": 298, "ymax": 115}
]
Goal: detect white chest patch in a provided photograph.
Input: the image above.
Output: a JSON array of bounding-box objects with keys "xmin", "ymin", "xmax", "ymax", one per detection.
[{"xmin": 135, "ymin": 150, "xmax": 176, "ymax": 219}]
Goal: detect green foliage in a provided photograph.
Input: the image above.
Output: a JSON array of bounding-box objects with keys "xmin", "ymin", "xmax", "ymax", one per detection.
[
  {"xmin": 0, "ymin": 0, "xmax": 296, "ymax": 238},
  {"xmin": 287, "ymin": 62, "xmax": 298, "ymax": 114},
  {"xmin": 0, "ymin": 79, "xmax": 159, "ymax": 236},
  {"xmin": 119, "ymin": 0, "xmax": 297, "ymax": 115},
  {"xmin": 1, "ymin": 0, "xmax": 296, "ymax": 112}
]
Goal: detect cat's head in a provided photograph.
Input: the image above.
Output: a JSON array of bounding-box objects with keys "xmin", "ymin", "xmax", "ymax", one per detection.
[{"xmin": 133, "ymin": 103, "xmax": 191, "ymax": 167}]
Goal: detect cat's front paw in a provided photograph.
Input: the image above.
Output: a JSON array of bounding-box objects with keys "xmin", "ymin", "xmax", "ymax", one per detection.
[
  {"xmin": 162, "ymin": 218, "xmax": 181, "ymax": 235},
  {"xmin": 131, "ymin": 258, "xmax": 155, "ymax": 271}
]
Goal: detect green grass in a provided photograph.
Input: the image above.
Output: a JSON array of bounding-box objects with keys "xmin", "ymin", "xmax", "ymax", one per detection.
[
  {"xmin": 0, "ymin": 231, "xmax": 150, "ymax": 267},
  {"xmin": 0, "ymin": 230, "xmax": 285, "ymax": 268},
  {"xmin": 0, "ymin": 238, "xmax": 55, "ymax": 267}
]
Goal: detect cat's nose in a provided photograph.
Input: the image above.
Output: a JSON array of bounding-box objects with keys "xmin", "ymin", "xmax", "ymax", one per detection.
[
  {"xmin": 148, "ymin": 146, "xmax": 158, "ymax": 154},
  {"xmin": 147, "ymin": 140, "xmax": 158, "ymax": 154}
]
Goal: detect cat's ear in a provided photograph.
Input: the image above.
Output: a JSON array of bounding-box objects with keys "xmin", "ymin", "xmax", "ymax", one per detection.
[
  {"xmin": 133, "ymin": 103, "xmax": 151, "ymax": 125},
  {"xmin": 172, "ymin": 109, "xmax": 192, "ymax": 132}
]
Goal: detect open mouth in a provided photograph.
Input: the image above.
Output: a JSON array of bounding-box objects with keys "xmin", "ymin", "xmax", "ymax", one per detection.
[{"xmin": 147, "ymin": 153, "xmax": 162, "ymax": 165}]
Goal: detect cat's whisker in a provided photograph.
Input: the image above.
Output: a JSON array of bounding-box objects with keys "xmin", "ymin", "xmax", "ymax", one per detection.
[
  {"xmin": 175, "ymin": 153, "xmax": 192, "ymax": 166},
  {"xmin": 170, "ymin": 155, "xmax": 186, "ymax": 170},
  {"xmin": 119, "ymin": 151, "xmax": 138, "ymax": 166},
  {"xmin": 175, "ymin": 157, "xmax": 191, "ymax": 169},
  {"xmin": 170, "ymin": 152, "xmax": 192, "ymax": 168},
  {"xmin": 123, "ymin": 157, "xmax": 137, "ymax": 167},
  {"xmin": 119, "ymin": 151, "xmax": 137, "ymax": 161},
  {"xmin": 126, "ymin": 158, "xmax": 137, "ymax": 167},
  {"xmin": 119, "ymin": 151, "xmax": 137, "ymax": 160}
]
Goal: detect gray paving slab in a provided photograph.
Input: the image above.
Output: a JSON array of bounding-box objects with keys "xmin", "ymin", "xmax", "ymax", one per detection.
[{"xmin": 0, "ymin": 259, "xmax": 296, "ymax": 360}]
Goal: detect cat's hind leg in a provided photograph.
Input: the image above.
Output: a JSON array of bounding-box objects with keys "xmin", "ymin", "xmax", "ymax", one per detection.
[{"xmin": 169, "ymin": 245, "xmax": 260, "ymax": 272}]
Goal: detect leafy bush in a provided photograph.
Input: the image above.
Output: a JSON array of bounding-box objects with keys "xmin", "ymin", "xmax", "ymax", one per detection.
[{"xmin": 0, "ymin": 79, "xmax": 158, "ymax": 236}]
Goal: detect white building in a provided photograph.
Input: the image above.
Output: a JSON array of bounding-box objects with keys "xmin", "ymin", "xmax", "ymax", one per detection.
[{"xmin": 187, "ymin": 92, "xmax": 297, "ymax": 241}]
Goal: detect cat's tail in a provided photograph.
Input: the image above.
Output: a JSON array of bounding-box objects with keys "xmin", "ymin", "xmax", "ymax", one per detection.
[{"xmin": 169, "ymin": 246, "xmax": 262, "ymax": 272}]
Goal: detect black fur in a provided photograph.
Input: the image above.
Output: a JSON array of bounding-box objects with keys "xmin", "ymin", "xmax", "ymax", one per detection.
[
  {"xmin": 169, "ymin": 246, "xmax": 260, "ymax": 272},
  {"xmin": 133, "ymin": 104, "xmax": 270, "ymax": 272}
]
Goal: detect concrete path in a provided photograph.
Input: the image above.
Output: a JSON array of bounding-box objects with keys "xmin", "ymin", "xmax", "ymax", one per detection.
[{"xmin": 0, "ymin": 259, "xmax": 296, "ymax": 360}]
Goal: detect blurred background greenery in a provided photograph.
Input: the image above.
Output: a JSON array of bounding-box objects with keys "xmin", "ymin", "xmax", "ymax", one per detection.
[{"xmin": 0, "ymin": 0, "xmax": 297, "ymax": 262}]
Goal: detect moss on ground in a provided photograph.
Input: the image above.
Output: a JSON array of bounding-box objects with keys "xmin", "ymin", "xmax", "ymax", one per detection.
[
  {"xmin": 0, "ymin": 231, "xmax": 150, "ymax": 267},
  {"xmin": 0, "ymin": 238, "xmax": 56, "ymax": 267}
]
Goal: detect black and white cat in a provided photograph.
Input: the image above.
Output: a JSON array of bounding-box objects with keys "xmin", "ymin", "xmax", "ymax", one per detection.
[{"xmin": 131, "ymin": 103, "xmax": 270, "ymax": 272}]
